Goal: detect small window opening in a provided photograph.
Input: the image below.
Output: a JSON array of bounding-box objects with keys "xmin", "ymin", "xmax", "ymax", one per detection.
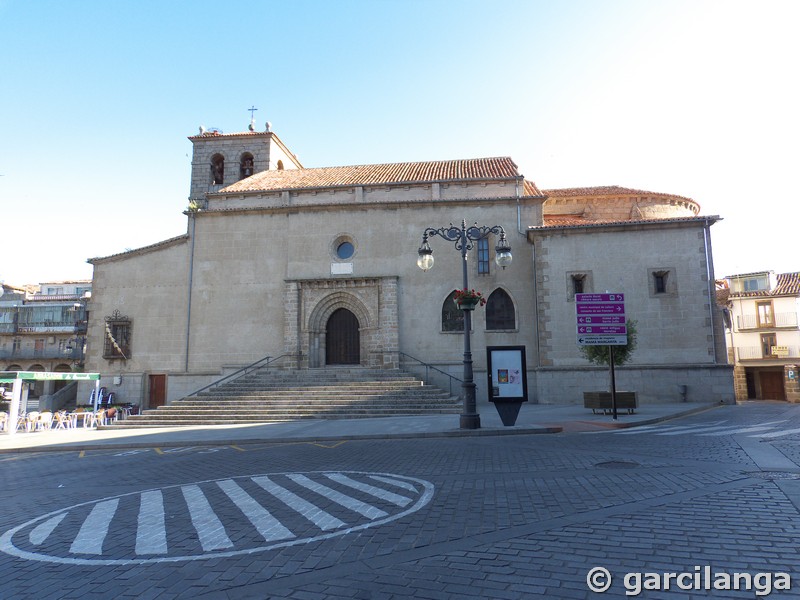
[
  {"xmin": 572, "ymin": 275, "xmax": 585, "ymax": 295},
  {"xmin": 211, "ymin": 154, "xmax": 224, "ymax": 185},
  {"xmin": 477, "ymin": 238, "xmax": 490, "ymax": 274},
  {"xmin": 239, "ymin": 153, "xmax": 254, "ymax": 179},
  {"xmin": 653, "ymin": 271, "xmax": 668, "ymax": 294}
]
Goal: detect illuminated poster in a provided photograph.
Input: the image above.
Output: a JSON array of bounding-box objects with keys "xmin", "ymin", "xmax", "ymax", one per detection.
[{"xmin": 486, "ymin": 346, "xmax": 528, "ymax": 402}]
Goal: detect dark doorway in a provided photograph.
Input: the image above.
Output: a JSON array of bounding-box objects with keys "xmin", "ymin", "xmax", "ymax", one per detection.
[
  {"xmin": 326, "ymin": 308, "xmax": 360, "ymax": 365},
  {"xmin": 760, "ymin": 371, "xmax": 786, "ymax": 401},
  {"xmin": 149, "ymin": 374, "xmax": 167, "ymax": 409}
]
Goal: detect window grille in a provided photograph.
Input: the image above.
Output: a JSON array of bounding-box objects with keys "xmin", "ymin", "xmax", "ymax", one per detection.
[{"xmin": 103, "ymin": 310, "xmax": 131, "ymax": 359}]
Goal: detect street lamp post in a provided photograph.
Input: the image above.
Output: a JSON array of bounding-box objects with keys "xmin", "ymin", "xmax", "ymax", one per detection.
[{"xmin": 417, "ymin": 219, "xmax": 512, "ymax": 429}]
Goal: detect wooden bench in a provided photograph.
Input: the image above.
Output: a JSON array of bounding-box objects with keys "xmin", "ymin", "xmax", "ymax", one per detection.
[{"xmin": 583, "ymin": 391, "xmax": 638, "ymax": 415}]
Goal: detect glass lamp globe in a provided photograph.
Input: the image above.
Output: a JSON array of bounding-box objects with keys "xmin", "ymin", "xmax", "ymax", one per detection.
[{"xmin": 417, "ymin": 250, "xmax": 434, "ymax": 271}]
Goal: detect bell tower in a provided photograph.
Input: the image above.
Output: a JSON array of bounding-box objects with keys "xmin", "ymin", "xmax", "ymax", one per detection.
[{"xmin": 187, "ymin": 116, "xmax": 302, "ymax": 206}]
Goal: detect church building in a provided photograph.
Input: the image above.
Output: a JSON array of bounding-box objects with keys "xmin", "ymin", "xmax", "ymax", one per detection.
[{"xmin": 84, "ymin": 119, "xmax": 734, "ymax": 411}]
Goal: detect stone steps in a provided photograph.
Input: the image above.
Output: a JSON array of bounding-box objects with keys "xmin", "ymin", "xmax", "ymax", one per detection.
[{"xmin": 105, "ymin": 367, "xmax": 460, "ymax": 428}]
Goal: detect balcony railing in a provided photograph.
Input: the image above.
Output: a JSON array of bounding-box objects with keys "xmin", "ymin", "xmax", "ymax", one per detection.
[
  {"xmin": 0, "ymin": 347, "xmax": 76, "ymax": 360},
  {"xmin": 736, "ymin": 346, "xmax": 800, "ymax": 360},
  {"xmin": 737, "ymin": 313, "xmax": 799, "ymax": 330}
]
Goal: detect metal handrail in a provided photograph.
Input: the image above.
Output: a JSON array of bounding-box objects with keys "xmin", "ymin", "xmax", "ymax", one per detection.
[
  {"xmin": 399, "ymin": 351, "xmax": 463, "ymax": 397},
  {"xmin": 184, "ymin": 353, "xmax": 300, "ymax": 398}
]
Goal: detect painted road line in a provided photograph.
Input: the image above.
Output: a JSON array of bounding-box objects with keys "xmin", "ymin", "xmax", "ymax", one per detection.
[
  {"xmin": 29, "ymin": 513, "xmax": 66, "ymax": 546},
  {"xmin": 612, "ymin": 421, "xmax": 729, "ymax": 435},
  {"xmin": 287, "ymin": 473, "xmax": 388, "ymax": 520},
  {"xmin": 216, "ymin": 479, "xmax": 294, "ymax": 542},
  {"xmin": 326, "ymin": 473, "xmax": 412, "ymax": 507},
  {"xmin": 754, "ymin": 427, "xmax": 800, "ymax": 439},
  {"xmin": 656, "ymin": 425, "xmax": 740, "ymax": 436},
  {"xmin": 136, "ymin": 490, "xmax": 167, "ymax": 555},
  {"xmin": 70, "ymin": 498, "xmax": 120, "ymax": 555},
  {"xmin": 369, "ymin": 475, "xmax": 418, "ymax": 493},
  {"xmin": 252, "ymin": 475, "xmax": 345, "ymax": 531},
  {"xmin": 700, "ymin": 424, "xmax": 787, "ymax": 437},
  {"xmin": 181, "ymin": 485, "xmax": 233, "ymax": 551}
]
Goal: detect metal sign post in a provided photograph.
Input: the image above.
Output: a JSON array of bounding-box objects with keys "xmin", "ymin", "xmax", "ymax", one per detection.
[{"xmin": 576, "ymin": 293, "xmax": 627, "ymax": 420}]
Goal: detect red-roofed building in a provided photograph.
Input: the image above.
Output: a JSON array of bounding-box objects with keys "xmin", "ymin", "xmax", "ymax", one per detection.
[
  {"xmin": 83, "ymin": 120, "xmax": 733, "ymax": 413},
  {"xmin": 722, "ymin": 271, "xmax": 800, "ymax": 401}
]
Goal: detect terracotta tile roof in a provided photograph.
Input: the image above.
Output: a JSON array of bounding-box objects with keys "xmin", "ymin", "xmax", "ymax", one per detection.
[
  {"xmin": 542, "ymin": 185, "xmax": 699, "ymax": 210},
  {"xmin": 531, "ymin": 215, "xmax": 718, "ymax": 231},
  {"xmin": 219, "ymin": 157, "xmax": 522, "ymax": 194},
  {"xmin": 774, "ymin": 272, "xmax": 800, "ymax": 295},
  {"xmin": 523, "ymin": 179, "xmax": 544, "ymax": 197},
  {"xmin": 542, "ymin": 214, "xmax": 592, "ymax": 226}
]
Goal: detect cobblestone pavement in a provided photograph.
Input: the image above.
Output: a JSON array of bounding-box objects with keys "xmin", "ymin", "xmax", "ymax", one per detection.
[{"xmin": 2, "ymin": 402, "xmax": 800, "ymax": 599}]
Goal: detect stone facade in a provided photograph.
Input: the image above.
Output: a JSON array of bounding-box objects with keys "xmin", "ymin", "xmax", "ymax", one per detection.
[{"xmin": 83, "ymin": 123, "xmax": 734, "ymax": 409}]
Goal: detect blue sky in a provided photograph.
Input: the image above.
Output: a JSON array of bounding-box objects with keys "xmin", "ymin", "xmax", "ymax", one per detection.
[{"xmin": 1, "ymin": 0, "xmax": 797, "ymax": 285}]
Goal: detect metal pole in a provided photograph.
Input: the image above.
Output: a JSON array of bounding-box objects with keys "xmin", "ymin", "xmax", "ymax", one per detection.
[
  {"xmin": 460, "ymin": 222, "xmax": 480, "ymax": 429},
  {"xmin": 609, "ymin": 345, "xmax": 618, "ymax": 421}
]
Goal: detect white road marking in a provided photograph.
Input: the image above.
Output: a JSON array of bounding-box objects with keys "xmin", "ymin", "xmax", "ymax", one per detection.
[
  {"xmin": 217, "ymin": 479, "xmax": 294, "ymax": 542},
  {"xmin": 326, "ymin": 473, "xmax": 412, "ymax": 507},
  {"xmin": 0, "ymin": 471, "xmax": 435, "ymax": 565},
  {"xmin": 287, "ymin": 473, "xmax": 388, "ymax": 520},
  {"xmin": 181, "ymin": 485, "xmax": 233, "ymax": 551},
  {"xmin": 136, "ymin": 490, "xmax": 167, "ymax": 555},
  {"xmin": 70, "ymin": 499, "xmax": 119, "ymax": 555},
  {"xmin": 29, "ymin": 514, "xmax": 65, "ymax": 546},
  {"xmin": 252, "ymin": 475, "xmax": 345, "ymax": 531}
]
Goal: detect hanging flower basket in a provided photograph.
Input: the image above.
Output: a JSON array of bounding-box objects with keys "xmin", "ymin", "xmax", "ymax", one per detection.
[{"xmin": 453, "ymin": 288, "xmax": 486, "ymax": 311}]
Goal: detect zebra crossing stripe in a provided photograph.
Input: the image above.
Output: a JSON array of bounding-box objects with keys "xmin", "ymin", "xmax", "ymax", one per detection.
[
  {"xmin": 217, "ymin": 479, "xmax": 295, "ymax": 542},
  {"xmin": 287, "ymin": 474, "xmax": 388, "ymax": 520},
  {"xmin": 612, "ymin": 420, "xmax": 729, "ymax": 435},
  {"xmin": 70, "ymin": 499, "xmax": 119, "ymax": 555},
  {"xmin": 656, "ymin": 425, "xmax": 736, "ymax": 436},
  {"xmin": 755, "ymin": 427, "xmax": 800, "ymax": 439},
  {"xmin": 252, "ymin": 475, "xmax": 345, "ymax": 531},
  {"xmin": 368, "ymin": 475, "xmax": 418, "ymax": 493},
  {"xmin": 325, "ymin": 473, "xmax": 412, "ymax": 507},
  {"xmin": 29, "ymin": 514, "xmax": 66, "ymax": 546},
  {"xmin": 181, "ymin": 485, "xmax": 233, "ymax": 551},
  {"xmin": 136, "ymin": 490, "xmax": 167, "ymax": 555},
  {"xmin": 700, "ymin": 424, "xmax": 784, "ymax": 437}
]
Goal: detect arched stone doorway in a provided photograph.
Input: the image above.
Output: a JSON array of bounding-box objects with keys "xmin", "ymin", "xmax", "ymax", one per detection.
[
  {"xmin": 285, "ymin": 277, "xmax": 399, "ymax": 369},
  {"xmin": 326, "ymin": 308, "xmax": 360, "ymax": 365}
]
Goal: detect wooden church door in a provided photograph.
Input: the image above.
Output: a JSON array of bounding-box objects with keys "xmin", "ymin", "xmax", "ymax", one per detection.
[{"xmin": 326, "ymin": 308, "xmax": 360, "ymax": 365}]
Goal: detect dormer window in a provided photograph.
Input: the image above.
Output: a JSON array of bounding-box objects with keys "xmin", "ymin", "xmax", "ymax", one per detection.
[
  {"xmin": 211, "ymin": 154, "xmax": 224, "ymax": 185},
  {"xmin": 239, "ymin": 153, "xmax": 254, "ymax": 179}
]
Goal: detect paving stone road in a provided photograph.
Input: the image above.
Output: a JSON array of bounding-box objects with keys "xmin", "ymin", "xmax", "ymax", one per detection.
[{"xmin": 2, "ymin": 402, "xmax": 800, "ymax": 599}]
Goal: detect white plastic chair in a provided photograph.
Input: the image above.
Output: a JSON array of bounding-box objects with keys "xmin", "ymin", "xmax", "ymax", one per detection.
[
  {"xmin": 37, "ymin": 411, "xmax": 53, "ymax": 431},
  {"xmin": 26, "ymin": 411, "xmax": 40, "ymax": 432}
]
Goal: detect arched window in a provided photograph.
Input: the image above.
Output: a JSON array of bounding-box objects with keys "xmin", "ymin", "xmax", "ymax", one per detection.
[
  {"xmin": 277, "ymin": 160, "xmax": 284, "ymax": 170},
  {"xmin": 211, "ymin": 154, "xmax": 224, "ymax": 184},
  {"xmin": 486, "ymin": 289, "xmax": 516, "ymax": 330},
  {"xmin": 442, "ymin": 291, "xmax": 464, "ymax": 332},
  {"xmin": 239, "ymin": 152, "xmax": 254, "ymax": 179}
]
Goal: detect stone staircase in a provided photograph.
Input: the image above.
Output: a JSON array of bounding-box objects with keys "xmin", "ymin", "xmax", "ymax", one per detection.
[{"xmin": 106, "ymin": 367, "xmax": 461, "ymax": 428}]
